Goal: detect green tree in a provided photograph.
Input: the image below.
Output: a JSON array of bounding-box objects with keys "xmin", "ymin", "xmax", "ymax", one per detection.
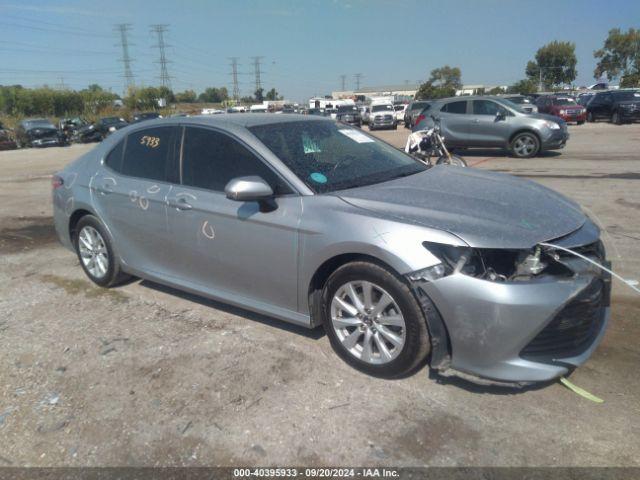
[
  {"xmin": 526, "ymin": 41, "xmax": 577, "ymax": 90},
  {"xmin": 415, "ymin": 65, "xmax": 462, "ymax": 100},
  {"xmin": 507, "ymin": 78, "xmax": 538, "ymax": 95},
  {"xmin": 175, "ymin": 90, "xmax": 197, "ymax": 103},
  {"xmin": 198, "ymin": 87, "xmax": 229, "ymax": 103},
  {"xmin": 265, "ymin": 88, "xmax": 279, "ymax": 101},
  {"xmin": 254, "ymin": 87, "xmax": 264, "ymax": 102},
  {"xmin": 594, "ymin": 28, "xmax": 640, "ymax": 87}
]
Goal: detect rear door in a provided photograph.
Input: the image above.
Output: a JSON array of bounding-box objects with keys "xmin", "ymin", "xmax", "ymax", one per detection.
[
  {"xmin": 91, "ymin": 126, "xmax": 179, "ymax": 275},
  {"xmin": 164, "ymin": 126, "xmax": 302, "ymax": 312},
  {"xmin": 468, "ymin": 99, "xmax": 513, "ymax": 147},
  {"xmin": 437, "ymin": 99, "xmax": 470, "ymax": 146}
]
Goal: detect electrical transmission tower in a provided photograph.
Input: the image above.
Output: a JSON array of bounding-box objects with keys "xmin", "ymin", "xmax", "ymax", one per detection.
[
  {"xmin": 115, "ymin": 23, "xmax": 134, "ymax": 94},
  {"xmin": 229, "ymin": 57, "xmax": 240, "ymax": 102},
  {"xmin": 150, "ymin": 24, "xmax": 172, "ymax": 90},
  {"xmin": 251, "ymin": 56, "xmax": 264, "ymax": 93},
  {"xmin": 340, "ymin": 74, "xmax": 346, "ymax": 91},
  {"xmin": 354, "ymin": 73, "xmax": 363, "ymax": 91}
]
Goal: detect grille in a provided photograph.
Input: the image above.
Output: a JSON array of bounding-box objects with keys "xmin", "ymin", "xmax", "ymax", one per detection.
[
  {"xmin": 383, "ymin": 114, "xmax": 393, "ymax": 121},
  {"xmin": 520, "ymin": 279, "xmax": 606, "ymax": 360},
  {"xmin": 566, "ymin": 109, "xmax": 580, "ymax": 115}
]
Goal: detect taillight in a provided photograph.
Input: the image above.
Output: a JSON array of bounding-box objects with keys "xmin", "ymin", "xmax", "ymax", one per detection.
[
  {"xmin": 415, "ymin": 114, "xmax": 425, "ymax": 125},
  {"xmin": 52, "ymin": 174, "xmax": 64, "ymax": 189}
]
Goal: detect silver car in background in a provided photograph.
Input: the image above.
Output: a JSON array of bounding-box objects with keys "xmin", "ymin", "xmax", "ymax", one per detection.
[
  {"xmin": 53, "ymin": 114, "xmax": 609, "ymax": 384},
  {"xmin": 413, "ymin": 95, "xmax": 569, "ymax": 158}
]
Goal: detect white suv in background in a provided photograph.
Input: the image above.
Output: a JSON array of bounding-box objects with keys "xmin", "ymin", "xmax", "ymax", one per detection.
[{"xmin": 368, "ymin": 103, "xmax": 397, "ymax": 131}]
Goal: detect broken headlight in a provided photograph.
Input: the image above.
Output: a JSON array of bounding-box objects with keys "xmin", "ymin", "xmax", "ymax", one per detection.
[{"xmin": 410, "ymin": 242, "xmax": 569, "ymax": 283}]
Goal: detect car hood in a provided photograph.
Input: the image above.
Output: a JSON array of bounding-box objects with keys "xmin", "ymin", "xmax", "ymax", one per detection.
[
  {"xmin": 337, "ymin": 167, "xmax": 586, "ymax": 249},
  {"xmin": 524, "ymin": 112, "xmax": 566, "ymax": 123}
]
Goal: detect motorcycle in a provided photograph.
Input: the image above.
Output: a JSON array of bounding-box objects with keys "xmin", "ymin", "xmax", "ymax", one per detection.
[{"xmin": 404, "ymin": 116, "xmax": 467, "ymax": 167}]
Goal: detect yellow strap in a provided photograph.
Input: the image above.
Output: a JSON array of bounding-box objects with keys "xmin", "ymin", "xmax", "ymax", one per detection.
[{"xmin": 560, "ymin": 377, "xmax": 604, "ymax": 404}]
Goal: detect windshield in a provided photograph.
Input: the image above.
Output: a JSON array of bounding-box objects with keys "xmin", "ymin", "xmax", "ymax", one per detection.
[
  {"xmin": 552, "ymin": 98, "xmax": 577, "ymax": 106},
  {"xmin": 102, "ymin": 117, "xmax": 123, "ymax": 124},
  {"xmin": 372, "ymin": 104, "xmax": 393, "ymax": 113},
  {"xmin": 249, "ymin": 120, "xmax": 426, "ymax": 193},
  {"xmin": 506, "ymin": 96, "xmax": 532, "ymax": 105},
  {"xmin": 494, "ymin": 97, "xmax": 526, "ymax": 113},
  {"xmin": 337, "ymin": 106, "xmax": 357, "ymax": 113},
  {"xmin": 613, "ymin": 91, "xmax": 640, "ymax": 101}
]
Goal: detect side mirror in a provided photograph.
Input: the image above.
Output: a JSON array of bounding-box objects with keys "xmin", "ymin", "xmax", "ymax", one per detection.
[{"xmin": 224, "ymin": 176, "xmax": 274, "ymax": 202}]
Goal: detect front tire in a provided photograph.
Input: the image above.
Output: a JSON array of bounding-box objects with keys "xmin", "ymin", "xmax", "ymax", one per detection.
[
  {"xmin": 436, "ymin": 154, "xmax": 467, "ymax": 167},
  {"xmin": 322, "ymin": 261, "xmax": 430, "ymax": 378},
  {"xmin": 587, "ymin": 111, "xmax": 595, "ymax": 122},
  {"xmin": 510, "ymin": 132, "xmax": 540, "ymax": 158},
  {"xmin": 612, "ymin": 111, "xmax": 621, "ymax": 125},
  {"xmin": 74, "ymin": 215, "xmax": 130, "ymax": 287}
]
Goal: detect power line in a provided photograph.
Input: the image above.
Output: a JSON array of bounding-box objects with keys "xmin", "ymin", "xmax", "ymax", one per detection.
[
  {"xmin": 354, "ymin": 73, "xmax": 363, "ymax": 90},
  {"xmin": 229, "ymin": 57, "xmax": 240, "ymax": 102},
  {"xmin": 150, "ymin": 24, "xmax": 172, "ymax": 90},
  {"xmin": 251, "ymin": 56, "xmax": 264, "ymax": 93},
  {"xmin": 340, "ymin": 74, "xmax": 346, "ymax": 91},
  {"xmin": 115, "ymin": 24, "xmax": 135, "ymax": 94}
]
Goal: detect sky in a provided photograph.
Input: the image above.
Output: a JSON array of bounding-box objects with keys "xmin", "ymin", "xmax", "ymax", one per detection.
[{"xmin": 1, "ymin": 0, "xmax": 639, "ymax": 102}]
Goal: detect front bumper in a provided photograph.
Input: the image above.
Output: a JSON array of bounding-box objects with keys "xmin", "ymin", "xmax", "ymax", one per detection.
[
  {"xmin": 620, "ymin": 109, "xmax": 640, "ymax": 121},
  {"xmin": 415, "ymin": 270, "xmax": 610, "ymax": 383},
  {"xmin": 31, "ymin": 137, "xmax": 64, "ymax": 148},
  {"xmin": 558, "ymin": 112, "xmax": 586, "ymax": 123},
  {"xmin": 541, "ymin": 127, "xmax": 569, "ymax": 151}
]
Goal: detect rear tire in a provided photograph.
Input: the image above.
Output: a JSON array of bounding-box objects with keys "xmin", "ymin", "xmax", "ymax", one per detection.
[
  {"xmin": 510, "ymin": 132, "xmax": 540, "ymax": 158},
  {"xmin": 587, "ymin": 111, "xmax": 595, "ymax": 122},
  {"xmin": 74, "ymin": 215, "xmax": 130, "ymax": 288},
  {"xmin": 322, "ymin": 261, "xmax": 430, "ymax": 378},
  {"xmin": 577, "ymin": 120, "xmax": 585, "ymax": 125}
]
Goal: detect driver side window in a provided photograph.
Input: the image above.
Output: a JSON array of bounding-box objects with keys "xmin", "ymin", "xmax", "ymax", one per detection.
[{"xmin": 181, "ymin": 127, "xmax": 292, "ymax": 195}]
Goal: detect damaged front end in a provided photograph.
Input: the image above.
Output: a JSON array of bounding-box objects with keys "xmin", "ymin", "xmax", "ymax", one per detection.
[{"xmin": 407, "ymin": 221, "xmax": 611, "ymax": 384}]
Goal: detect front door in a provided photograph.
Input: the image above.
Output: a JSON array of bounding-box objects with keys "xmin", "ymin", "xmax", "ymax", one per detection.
[
  {"xmin": 165, "ymin": 126, "xmax": 301, "ymax": 313},
  {"xmin": 468, "ymin": 99, "xmax": 513, "ymax": 147}
]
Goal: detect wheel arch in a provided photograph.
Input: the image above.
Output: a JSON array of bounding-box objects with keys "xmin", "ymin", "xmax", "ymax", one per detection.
[
  {"xmin": 68, "ymin": 208, "xmax": 96, "ymax": 244},
  {"xmin": 508, "ymin": 128, "xmax": 541, "ymax": 146}
]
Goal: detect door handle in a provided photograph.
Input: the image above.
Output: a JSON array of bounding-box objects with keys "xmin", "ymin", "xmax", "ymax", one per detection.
[
  {"xmin": 471, "ymin": 119, "xmax": 480, "ymax": 123},
  {"xmin": 167, "ymin": 197, "xmax": 193, "ymax": 211}
]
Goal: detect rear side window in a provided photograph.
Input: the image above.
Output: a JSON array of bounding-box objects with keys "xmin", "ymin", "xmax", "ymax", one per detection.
[
  {"xmin": 441, "ymin": 101, "xmax": 467, "ymax": 114},
  {"xmin": 181, "ymin": 127, "xmax": 291, "ymax": 194},
  {"xmin": 104, "ymin": 139, "xmax": 125, "ymax": 172},
  {"xmin": 122, "ymin": 126, "xmax": 178, "ymax": 182}
]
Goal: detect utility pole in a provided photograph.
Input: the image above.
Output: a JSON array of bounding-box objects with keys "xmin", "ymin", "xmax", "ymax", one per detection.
[
  {"xmin": 340, "ymin": 74, "xmax": 346, "ymax": 91},
  {"xmin": 57, "ymin": 76, "xmax": 66, "ymax": 90},
  {"xmin": 251, "ymin": 56, "xmax": 264, "ymax": 93},
  {"xmin": 354, "ymin": 73, "xmax": 363, "ymax": 91},
  {"xmin": 229, "ymin": 57, "xmax": 240, "ymax": 103},
  {"xmin": 150, "ymin": 24, "xmax": 172, "ymax": 90},
  {"xmin": 115, "ymin": 23, "xmax": 135, "ymax": 94}
]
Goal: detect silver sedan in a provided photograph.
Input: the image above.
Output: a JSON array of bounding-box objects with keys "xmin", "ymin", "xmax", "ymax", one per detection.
[{"xmin": 52, "ymin": 114, "xmax": 610, "ymax": 384}]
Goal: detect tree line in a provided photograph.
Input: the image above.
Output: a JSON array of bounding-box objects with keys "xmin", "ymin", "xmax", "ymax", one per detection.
[
  {"xmin": 0, "ymin": 83, "xmax": 282, "ymax": 118},
  {"xmin": 415, "ymin": 27, "xmax": 640, "ymax": 100}
]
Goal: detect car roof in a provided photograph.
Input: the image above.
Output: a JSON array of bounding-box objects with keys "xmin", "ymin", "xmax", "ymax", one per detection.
[{"xmin": 167, "ymin": 113, "xmax": 328, "ymax": 128}]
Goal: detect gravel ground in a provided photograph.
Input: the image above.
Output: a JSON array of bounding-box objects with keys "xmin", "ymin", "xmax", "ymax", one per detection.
[{"xmin": 0, "ymin": 122, "xmax": 639, "ymax": 467}]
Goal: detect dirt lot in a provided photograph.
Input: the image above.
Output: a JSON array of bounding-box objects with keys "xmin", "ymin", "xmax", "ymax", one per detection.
[{"xmin": 0, "ymin": 122, "xmax": 639, "ymax": 467}]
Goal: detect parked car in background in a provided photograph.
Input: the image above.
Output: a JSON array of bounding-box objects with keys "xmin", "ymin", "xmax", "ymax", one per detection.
[
  {"xmin": 404, "ymin": 100, "xmax": 432, "ymax": 129},
  {"xmin": 325, "ymin": 108, "xmax": 338, "ymax": 119},
  {"xmin": 132, "ymin": 112, "xmax": 162, "ymax": 123},
  {"xmin": 94, "ymin": 117, "xmax": 129, "ymax": 138},
  {"xmin": 393, "ymin": 104, "xmax": 407, "ymax": 123},
  {"xmin": 52, "ymin": 114, "xmax": 610, "ymax": 383},
  {"xmin": 0, "ymin": 121, "xmax": 17, "ymax": 150},
  {"xmin": 413, "ymin": 96, "xmax": 569, "ymax": 158},
  {"xmin": 307, "ymin": 108, "xmax": 324, "ymax": 116},
  {"xmin": 335, "ymin": 105, "xmax": 362, "ymax": 127},
  {"xmin": 502, "ymin": 95, "xmax": 538, "ymax": 114},
  {"xmin": 586, "ymin": 90, "xmax": 640, "ymax": 124},
  {"xmin": 15, "ymin": 119, "xmax": 66, "ymax": 148},
  {"xmin": 368, "ymin": 103, "xmax": 397, "ymax": 130},
  {"xmin": 536, "ymin": 95, "xmax": 586, "ymax": 124}
]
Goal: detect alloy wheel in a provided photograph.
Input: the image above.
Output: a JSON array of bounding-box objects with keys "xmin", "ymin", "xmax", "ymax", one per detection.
[
  {"xmin": 513, "ymin": 135, "xmax": 536, "ymax": 157},
  {"xmin": 330, "ymin": 280, "xmax": 406, "ymax": 365},
  {"xmin": 78, "ymin": 226, "xmax": 109, "ymax": 279}
]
